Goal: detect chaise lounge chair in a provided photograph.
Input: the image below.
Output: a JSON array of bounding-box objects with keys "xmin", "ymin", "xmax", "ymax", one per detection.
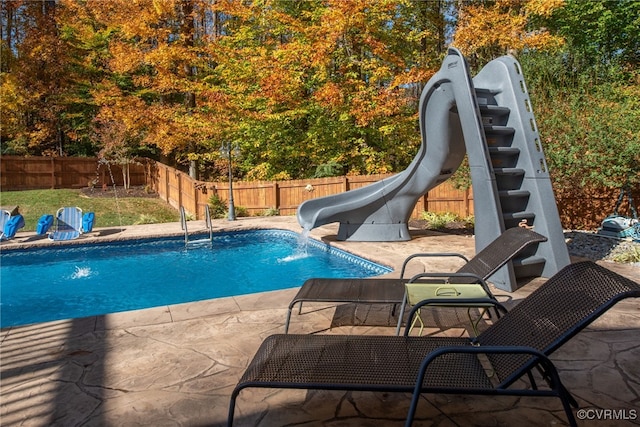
[
  {"xmin": 48, "ymin": 207, "xmax": 85, "ymax": 241},
  {"xmin": 228, "ymin": 261, "xmax": 640, "ymax": 427},
  {"xmin": 0, "ymin": 209, "xmax": 11, "ymax": 241},
  {"xmin": 0, "ymin": 209, "xmax": 25, "ymax": 241},
  {"xmin": 284, "ymin": 226, "xmax": 547, "ymax": 334}
]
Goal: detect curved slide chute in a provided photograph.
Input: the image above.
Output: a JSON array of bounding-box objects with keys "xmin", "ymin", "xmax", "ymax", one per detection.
[
  {"xmin": 297, "ymin": 49, "xmax": 475, "ymax": 241},
  {"xmin": 297, "ymin": 48, "xmax": 570, "ymax": 292}
]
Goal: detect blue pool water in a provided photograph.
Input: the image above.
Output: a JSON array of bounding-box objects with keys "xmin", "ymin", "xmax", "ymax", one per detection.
[{"xmin": 0, "ymin": 229, "xmax": 390, "ymax": 328}]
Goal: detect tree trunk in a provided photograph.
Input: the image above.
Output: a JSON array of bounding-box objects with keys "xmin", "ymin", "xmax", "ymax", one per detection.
[{"xmin": 181, "ymin": 0, "xmax": 198, "ymax": 180}]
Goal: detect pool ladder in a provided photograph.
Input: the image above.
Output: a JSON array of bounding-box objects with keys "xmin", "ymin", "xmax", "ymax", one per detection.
[{"xmin": 180, "ymin": 205, "xmax": 214, "ymax": 247}]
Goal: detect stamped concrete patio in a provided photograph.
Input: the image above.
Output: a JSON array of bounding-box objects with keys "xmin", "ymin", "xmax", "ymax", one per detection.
[{"xmin": 1, "ymin": 217, "xmax": 639, "ymax": 426}]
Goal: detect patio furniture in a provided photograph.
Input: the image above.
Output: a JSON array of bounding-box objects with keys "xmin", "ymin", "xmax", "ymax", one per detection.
[
  {"xmin": 228, "ymin": 261, "xmax": 640, "ymax": 427},
  {"xmin": 403, "ymin": 274, "xmax": 501, "ymax": 336},
  {"xmin": 284, "ymin": 226, "xmax": 547, "ymax": 334},
  {"xmin": 0, "ymin": 209, "xmax": 12, "ymax": 241},
  {"xmin": 48, "ymin": 207, "xmax": 86, "ymax": 241},
  {"xmin": 36, "ymin": 214, "xmax": 54, "ymax": 235},
  {"xmin": 0, "ymin": 209, "xmax": 25, "ymax": 240}
]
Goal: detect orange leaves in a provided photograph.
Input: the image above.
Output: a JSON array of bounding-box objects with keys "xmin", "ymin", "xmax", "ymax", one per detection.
[
  {"xmin": 259, "ymin": 68, "xmax": 303, "ymax": 109},
  {"xmin": 152, "ymin": 0, "xmax": 177, "ymax": 18},
  {"xmin": 73, "ymin": 0, "xmax": 231, "ymax": 156},
  {"xmin": 0, "ymin": 74, "xmax": 26, "ymax": 138},
  {"xmin": 390, "ymin": 67, "xmax": 437, "ymax": 90},
  {"xmin": 350, "ymin": 87, "xmax": 406, "ymax": 128},
  {"xmin": 1, "ymin": 0, "xmax": 455, "ymax": 174},
  {"xmin": 92, "ymin": 83, "xmax": 148, "ymax": 143},
  {"xmin": 87, "ymin": 0, "xmax": 167, "ymax": 41},
  {"xmin": 83, "ymin": 0, "xmax": 425, "ymax": 155},
  {"xmin": 454, "ymin": 0, "xmax": 565, "ymax": 59},
  {"xmin": 108, "ymin": 42, "xmax": 143, "ymax": 74},
  {"xmin": 526, "ymin": 0, "xmax": 566, "ymax": 18},
  {"xmin": 314, "ymin": 83, "xmax": 344, "ymax": 109}
]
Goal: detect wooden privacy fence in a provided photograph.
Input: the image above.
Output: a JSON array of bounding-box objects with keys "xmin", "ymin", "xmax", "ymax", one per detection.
[
  {"xmin": 0, "ymin": 156, "xmax": 147, "ymax": 190},
  {"xmin": 151, "ymin": 162, "xmax": 473, "ymax": 221},
  {"xmin": 3, "ymin": 156, "xmax": 635, "ymax": 229},
  {"xmin": 146, "ymin": 162, "xmax": 640, "ymax": 229}
]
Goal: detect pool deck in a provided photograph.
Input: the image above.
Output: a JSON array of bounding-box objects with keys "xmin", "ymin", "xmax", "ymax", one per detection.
[{"xmin": 1, "ymin": 217, "xmax": 639, "ymax": 427}]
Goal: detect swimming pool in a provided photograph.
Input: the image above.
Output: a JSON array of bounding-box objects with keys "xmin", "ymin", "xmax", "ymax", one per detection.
[{"xmin": 0, "ymin": 229, "xmax": 390, "ymax": 328}]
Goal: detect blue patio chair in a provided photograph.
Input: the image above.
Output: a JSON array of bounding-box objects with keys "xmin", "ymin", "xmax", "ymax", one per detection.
[
  {"xmin": 0, "ymin": 209, "xmax": 11, "ymax": 240},
  {"xmin": 0, "ymin": 209, "xmax": 25, "ymax": 240},
  {"xmin": 48, "ymin": 207, "xmax": 85, "ymax": 241}
]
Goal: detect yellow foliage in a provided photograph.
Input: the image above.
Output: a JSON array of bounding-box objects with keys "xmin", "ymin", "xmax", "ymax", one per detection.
[
  {"xmin": 152, "ymin": 0, "xmax": 176, "ymax": 17},
  {"xmin": 454, "ymin": 0, "xmax": 565, "ymax": 59},
  {"xmin": 245, "ymin": 163, "xmax": 291, "ymax": 181},
  {"xmin": 314, "ymin": 83, "xmax": 344, "ymax": 109},
  {"xmin": 0, "ymin": 74, "xmax": 26, "ymax": 134},
  {"xmin": 109, "ymin": 42, "xmax": 144, "ymax": 74},
  {"xmin": 526, "ymin": 0, "xmax": 565, "ymax": 17},
  {"xmin": 390, "ymin": 67, "xmax": 437, "ymax": 89}
]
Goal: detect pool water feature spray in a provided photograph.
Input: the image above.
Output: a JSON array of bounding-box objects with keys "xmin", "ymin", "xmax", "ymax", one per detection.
[{"xmin": 95, "ymin": 158, "xmax": 124, "ymax": 232}]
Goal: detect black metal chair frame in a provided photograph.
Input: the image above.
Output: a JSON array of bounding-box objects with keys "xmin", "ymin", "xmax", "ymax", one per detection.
[
  {"xmin": 228, "ymin": 261, "xmax": 640, "ymax": 427},
  {"xmin": 284, "ymin": 226, "xmax": 547, "ymax": 334}
]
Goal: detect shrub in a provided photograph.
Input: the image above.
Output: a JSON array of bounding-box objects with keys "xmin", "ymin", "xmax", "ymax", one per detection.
[
  {"xmin": 263, "ymin": 207, "xmax": 280, "ymax": 216},
  {"xmin": 314, "ymin": 162, "xmax": 343, "ymax": 178},
  {"xmin": 135, "ymin": 214, "xmax": 158, "ymax": 225},
  {"xmin": 233, "ymin": 205, "xmax": 249, "ymax": 217},
  {"xmin": 421, "ymin": 211, "xmax": 474, "ymax": 230},
  {"xmin": 612, "ymin": 246, "xmax": 640, "ymax": 264},
  {"xmin": 208, "ymin": 194, "xmax": 228, "ymax": 219}
]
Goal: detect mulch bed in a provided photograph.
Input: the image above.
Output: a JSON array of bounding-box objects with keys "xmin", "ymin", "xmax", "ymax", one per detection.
[
  {"xmin": 408, "ymin": 219, "xmax": 474, "ymax": 235},
  {"xmin": 80, "ymin": 185, "xmax": 159, "ymax": 199}
]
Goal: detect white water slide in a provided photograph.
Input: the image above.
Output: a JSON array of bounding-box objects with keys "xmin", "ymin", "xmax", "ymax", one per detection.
[
  {"xmin": 297, "ymin": 48, "xmax": 570, "ymax": 290},
  {"xmin": 298, "ymin": 49, "xmax": 472, "ymax": 241}
]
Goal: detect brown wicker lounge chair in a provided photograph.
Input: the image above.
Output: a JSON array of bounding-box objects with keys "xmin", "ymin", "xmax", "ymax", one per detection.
[
  {"xmin": 229, "ymin": 261, "xmax": 640, "ymax": 427},
  {"xmin": 285, "ymin": 226, "xmax": 547, "ymax": 334}
]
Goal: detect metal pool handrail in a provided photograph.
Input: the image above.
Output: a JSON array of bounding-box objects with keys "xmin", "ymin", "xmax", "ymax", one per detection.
[{"xmin": 180, "ymin": 205, "xmax": 213, "ymax": 247}]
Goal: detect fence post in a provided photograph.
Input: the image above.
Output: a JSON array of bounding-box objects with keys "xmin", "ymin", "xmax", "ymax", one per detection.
[
  {"xmin": 464, "ymin": 187, "xmax": 471, "ymax": 217},
  {"xmin": 273, "ymin": 181, "xmax": 279, "ymax": 212},
  {"xmin": 178, "ymin": 172, "xmax": 183, "ymax": 210},
  {"xmin": 165, "ymin": 165, "xmax": 170, "ymax": 203},
  {"xmin": 50, "ymin": 157, "xmax": 55, "ymax": 189}
]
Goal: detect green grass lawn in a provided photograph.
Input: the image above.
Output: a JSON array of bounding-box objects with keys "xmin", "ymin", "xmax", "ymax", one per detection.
[{"xmin": 0, "ymin": 188, "xmax": 180, "ymax": 232}]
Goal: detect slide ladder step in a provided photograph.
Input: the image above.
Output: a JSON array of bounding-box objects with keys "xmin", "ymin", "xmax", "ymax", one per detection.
[
  {"xmin": 471, "ymin": 57, "xmax": 570, "ymax": 290},
  {"xmin": 512, "ymin": 256, "xmax": 547, "ymax": 278}
]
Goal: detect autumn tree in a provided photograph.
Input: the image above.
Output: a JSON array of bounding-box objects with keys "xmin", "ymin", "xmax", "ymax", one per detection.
[
  {"xmin": 10, "ymin": 0, "xmax": 636, "ymax": 198},
  {"xmin": 453, "ymin": 0, "xmax": 564, "ymax": 68},
  {"xmin": 209, "ymin": 0, "xmax": 450, "ymax": 179},
  {"xmin": 1, "ymin": 0, "xmax": 98, "ymax": 155},
  {"xmin": 56, "ymin": 1, "xmax": 231, "ymax": 177},
  {"xmin": 2, "ymin": 0, "xmax": 458, "ymax": 180},
  {"xmin": 452, "ymin": 0, "xmax": 639, "ymax": 204}
]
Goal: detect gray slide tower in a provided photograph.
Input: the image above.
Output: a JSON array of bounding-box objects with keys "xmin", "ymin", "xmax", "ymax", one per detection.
[{"xmin": 297, "ymin": 48, "xmax": 569, "ymax": 291}]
